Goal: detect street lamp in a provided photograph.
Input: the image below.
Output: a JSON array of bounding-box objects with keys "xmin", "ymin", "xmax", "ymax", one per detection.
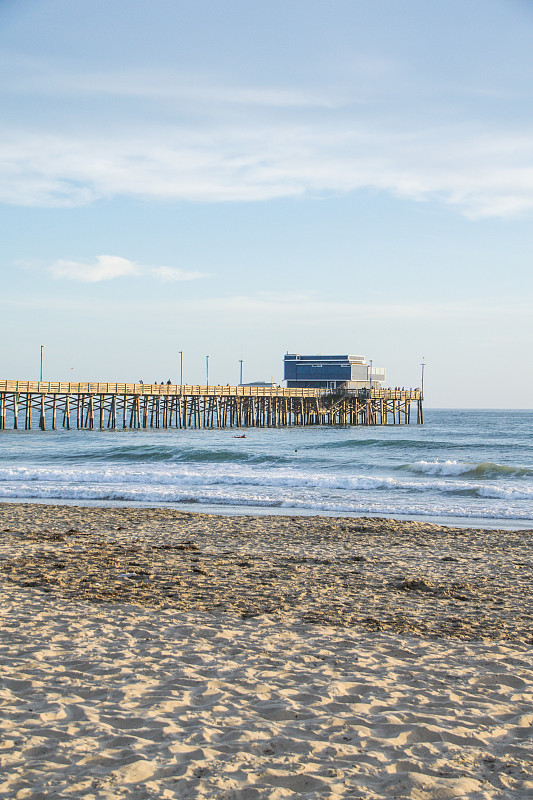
[
  {"xmin": 179, "ymin": 351, "xmax": 183, "ymax": 392},
  {"xmin": 421, "ymin": 358, "xmax": 425, "ymax": 398},
  {"xmin": 239, "ymin": 359, "xmax": 243, "ymax": 385},
  {"xmin": 40, "ymin": 345, "xmax": 45, "ymax": 382},
  {"xmin": 206, "ymin": 355, "xmax": 209, "ymax": 389}
]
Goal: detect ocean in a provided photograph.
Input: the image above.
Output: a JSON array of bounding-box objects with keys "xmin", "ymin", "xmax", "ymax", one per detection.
[{"xmin": 0, "ymin": 409, "xmax": 531, "ymax": 529}]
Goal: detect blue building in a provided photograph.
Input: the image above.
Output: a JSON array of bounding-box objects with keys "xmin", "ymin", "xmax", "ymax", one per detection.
[{"xmin": 284, "ymin": 353, "xmax": 386, "ymax": 390}]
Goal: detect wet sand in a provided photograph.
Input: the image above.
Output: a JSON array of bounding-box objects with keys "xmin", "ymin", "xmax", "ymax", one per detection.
[{"xmin": 1, "ymin": 502, "xmax": 532, "ymax": 799}]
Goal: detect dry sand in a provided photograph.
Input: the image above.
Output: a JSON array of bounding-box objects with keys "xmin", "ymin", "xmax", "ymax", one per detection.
[{"xmin": 0, "ymin": 502, "xmax": 532, "ymax": 799}]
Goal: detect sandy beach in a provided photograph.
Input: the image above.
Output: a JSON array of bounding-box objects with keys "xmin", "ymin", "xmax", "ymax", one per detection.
[{"xmin": 1, "ymin": 503, "xmax": 532, "ymax": 799}]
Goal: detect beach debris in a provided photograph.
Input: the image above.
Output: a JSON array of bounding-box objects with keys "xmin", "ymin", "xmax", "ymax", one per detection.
[
  {"xmin": 64, "ymin": 528, "xmax": 90, "ymax": 536},
  {"xmin": 396, "ymin": 578, "xmax": 436, "ymax": 593},
  {"xmin": 0, "ymin": 509, "xmax": 531, "ymax": 643}
]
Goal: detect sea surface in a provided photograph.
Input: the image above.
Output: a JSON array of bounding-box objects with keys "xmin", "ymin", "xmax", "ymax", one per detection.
[{"xmin": 0, "ymin": 409, "xmax": 531, "ymax": 529}]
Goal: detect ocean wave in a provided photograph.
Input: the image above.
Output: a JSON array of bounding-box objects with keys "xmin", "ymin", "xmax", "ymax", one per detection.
[
  {"xmin": 313, "ymin": 438, "xmax": 452, "ymax": 450},
  {"xmin": 0, "ymin": 482, "xmax": 531, "ymax": 521},
  {"xmin": 22, "ymin": 444, "xmax": 288, "ymax": 466},
  {"xmin": 0, "ymin": 464, "xmax": 399, "ymax": 491},
  {"xmin": 409, "ymin": 460, "xmax": 533, "ymax": 479},
  {"xmin": 0, "ymin": 464, "xmax": 532, "ymax": 500},
  {"xmin": 311, "ymin": 438, "xmax": 529, "ymax": 452}
]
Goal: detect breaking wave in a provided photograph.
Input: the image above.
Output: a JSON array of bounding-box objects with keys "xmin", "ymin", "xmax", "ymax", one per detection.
[
  {"xmin": 0, "ymin": 481, "xmax": 531, "ymax": 521},
  {"xmin": 0, "ymin": 464, "xmax": 531, "ymax": 502},
  {"xmin": 409, "ymin": 460, "xmax": 533, "ymax": 479}
]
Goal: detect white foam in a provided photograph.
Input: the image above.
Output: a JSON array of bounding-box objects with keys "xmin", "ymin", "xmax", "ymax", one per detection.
[
  {"xmin": 0, "ymin": 464, "xmax": 531, "ymax": 499},
  {"xmin": 0, "ymin": 479, "xmax": 532, "ymax": 522},
  {"xmin": 412, "ymin": 460, "xmax": 472, "ymax": 476}
]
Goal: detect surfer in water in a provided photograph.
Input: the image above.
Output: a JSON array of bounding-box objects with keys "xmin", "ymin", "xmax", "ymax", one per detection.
[{"xmin": 232, "ymin": 434, "xmax": 246, "ymax": 438}]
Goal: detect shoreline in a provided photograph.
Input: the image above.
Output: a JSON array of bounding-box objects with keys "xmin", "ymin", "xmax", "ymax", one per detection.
[
  {"xmin": 1, "ymin": 501, "xmax": 532, "ymax": 798},
  {"xmin": 0, "ymin": 495, "xmax": 530, "ymax": 531}
]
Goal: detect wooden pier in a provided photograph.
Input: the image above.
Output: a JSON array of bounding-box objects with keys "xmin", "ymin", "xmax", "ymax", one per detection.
[{"xmin": 0, "ymin": 381, "xmax": 423, "ymax": 431}]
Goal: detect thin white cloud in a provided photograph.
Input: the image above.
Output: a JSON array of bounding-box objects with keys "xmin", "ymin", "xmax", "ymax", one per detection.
[
  {"xmin": 52, "ymin": 255, "xmax": 140, "ymax": 282},
  {"xmin": 190, "ymin": 293, "xmax": 533, "ymax": 322},
  {"xmin": 2, "ymin": 118, "xmax": 533, "ymax": 218},
  {"xmin": 152, "ymin": 266, "xmax": 207, "ymax": 282},
  {"xmin": 0, "ymin": 55, "xmax": 342, "ymax": 107},
  {"xmin": 50, "ymin": 255, "xmax": 208, "ymax": 283},
  {"xmin": 2, "ymin": 55, "xmax": 533, "ymax": 218},
  {"xmin": 3, "ymin": 288, "xmax": 530, "ymax": 322},
  {"xmin": 12, "ymin": 72, "xmax": 341, "ymax": 109}
]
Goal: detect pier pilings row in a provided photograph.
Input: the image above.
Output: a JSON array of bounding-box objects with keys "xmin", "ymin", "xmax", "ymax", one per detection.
[{"xmin": 0, "ymin": 382, "xmax": 423, "ymax": 431}]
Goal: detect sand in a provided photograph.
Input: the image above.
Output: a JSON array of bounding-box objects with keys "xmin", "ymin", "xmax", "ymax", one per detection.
[{"xmin": 0, "ymin": 503, "xmax": 532, "ymax": 799}]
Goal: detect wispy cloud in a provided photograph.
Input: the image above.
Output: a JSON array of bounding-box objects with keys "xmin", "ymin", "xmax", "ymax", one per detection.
[
  {"xmin": 1, "ymin": 65, "xmax": 341, "ymax": 108},
  {"xmin": 2, "ymin": 59, "xmax": 533, "ymax": 218},
  {"xmin": 190, "ymin": 293, "xmax": 533, "ymax": 322},
  {"xmin": 50, "ymin": 255, "xmax": 208, "ymax": 283},
  {"xmin": 4, "ymin": 288, "xmax": 530, "ymax": 323},
  {"xmin": 3, "ymin": 122, "xmax": 533, "ymax": 218}
]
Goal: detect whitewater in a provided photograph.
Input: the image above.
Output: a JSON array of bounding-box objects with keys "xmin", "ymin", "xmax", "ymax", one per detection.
[{"xmin": 0, "ymin": 409, "xmax": 531, "ymax": 529}]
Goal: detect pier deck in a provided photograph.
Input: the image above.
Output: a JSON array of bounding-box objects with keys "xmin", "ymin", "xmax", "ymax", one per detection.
[{"xmin": 0, "ymin": 381, "xmax": 423, "ymax": 430}]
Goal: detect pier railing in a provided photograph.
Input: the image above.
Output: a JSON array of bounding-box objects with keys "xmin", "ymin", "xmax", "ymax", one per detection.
[
  {"xmin": 0, "ymin": 381, "xmax": 320, "ymax": 398},
  {"xmin": 0, "ymin": 380, "xmax": 422, "ymax": 400}
]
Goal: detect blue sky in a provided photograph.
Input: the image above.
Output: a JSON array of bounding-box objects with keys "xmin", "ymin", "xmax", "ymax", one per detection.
[{"xmin": 1, "ymin": 0, "xmax": 532, "ymax": 406}]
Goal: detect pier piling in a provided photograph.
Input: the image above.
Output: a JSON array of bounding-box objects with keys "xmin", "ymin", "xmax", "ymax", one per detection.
[{"xmin": 0, "ymin": 381, "xmax": 423, "ymax": 431}]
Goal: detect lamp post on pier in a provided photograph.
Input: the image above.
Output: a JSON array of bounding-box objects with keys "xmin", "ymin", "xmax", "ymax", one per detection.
[
  {"xmin": 40, "ymin": 345, "xmax": 45, "ymax": 382},
  {"xmin": 421, "ymin": 358, "xmax": 425, "ymax": 399},
  {"xmin": 206, "ymin": 355, "xmax": 209, "ymax": 389},
  {"xmin": 239, "ymin": 359, "xmax": 243, "ymax": 386},
  {"xmin": 179, "ymin": 351, "xmax": 183, "ymax": 393}
]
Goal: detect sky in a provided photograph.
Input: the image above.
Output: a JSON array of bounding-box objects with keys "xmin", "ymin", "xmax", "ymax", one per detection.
[{"xmin": 1, "ymin": 0, "xmax": 532, "ymax": 407}]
